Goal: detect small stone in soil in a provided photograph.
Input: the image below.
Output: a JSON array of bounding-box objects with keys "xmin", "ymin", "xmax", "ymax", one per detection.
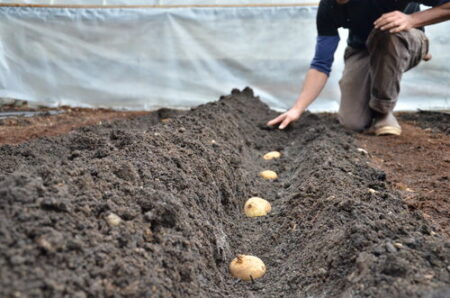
[
  {"xmin": 394, "ymin": 242, "xmax": 404, "ymax": 249},
  {"xmin": 105, "ymin": 213, "xmax": 122, "ymax": 227},
  {"xmin": 386, "ymin": 242, "xmax": 397, "ymax": 253}
]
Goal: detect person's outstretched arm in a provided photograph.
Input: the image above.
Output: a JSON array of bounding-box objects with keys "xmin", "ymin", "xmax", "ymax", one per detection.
[
  {"xmin": 267, "ymin": 34, "xmax": 339, "ymax": 129},
  {"xmin": 374, "ymin": 2, "xmax": 450, "ymax": 33},
  {"xmin": 267, "ymin": 0, "xmax": 339, "ymax": 129},
  {"xmin": 267, "ymin": 69, "xmax": 328, "ymax": 129}
]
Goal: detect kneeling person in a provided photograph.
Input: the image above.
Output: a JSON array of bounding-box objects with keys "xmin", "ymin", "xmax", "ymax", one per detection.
[{"xmin": 268, "ymin": 0, "xmax": 450, "ymax": 135}]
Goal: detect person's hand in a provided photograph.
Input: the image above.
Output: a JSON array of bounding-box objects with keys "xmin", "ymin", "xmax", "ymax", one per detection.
[
  {"xmin": 423, "ymin": 53, "xmax": 432, "ymax": 61},
  {"xmin": 374, "ymin": 11, "xmax": 415, "ymax": 33},
  {"xmin": 266, "ymin": 107, "xmax": 303, "ymax": 129}
]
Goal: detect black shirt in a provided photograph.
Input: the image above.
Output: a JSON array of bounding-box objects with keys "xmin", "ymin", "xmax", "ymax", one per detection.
[
  {"xmin": 311, "ymin": 0, "xmax": 448, "ymax": 75},
  {"xmin": 317, "ymin": 0, "xmax": 445, "ymax": 48}
]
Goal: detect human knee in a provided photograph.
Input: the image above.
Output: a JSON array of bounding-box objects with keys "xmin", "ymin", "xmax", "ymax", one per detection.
[{"xmin": 367, "ymin": 29, "xmax": 404, "ymax": 50}]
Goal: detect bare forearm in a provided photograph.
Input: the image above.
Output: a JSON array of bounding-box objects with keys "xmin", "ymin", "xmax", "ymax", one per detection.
[
  {"xmin": 411, "ymin": 3, "xmax": 450, "ymax": 27},
  {"xmin": 266, "ymin": 68, "xmax": 328, "ymax": 129},
  {"xmin": 292, "ymin": 68, "xmax": 328, "ymax": 112}
]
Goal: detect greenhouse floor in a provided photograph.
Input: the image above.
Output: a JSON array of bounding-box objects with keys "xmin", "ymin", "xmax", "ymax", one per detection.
[{"xmin": 0, "ymin": 89, "xmax": 449, "ymax": 297}]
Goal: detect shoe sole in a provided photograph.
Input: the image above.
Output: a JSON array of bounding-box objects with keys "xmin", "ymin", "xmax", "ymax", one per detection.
[{"xmin": 375, "ymin": 126, "xmax": 402, "ymax": 136}]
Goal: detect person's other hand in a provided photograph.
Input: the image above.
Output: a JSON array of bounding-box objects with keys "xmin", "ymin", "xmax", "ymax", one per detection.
[
  {"xmin": 374, "ymin": 11, "xmax": 414, "ymax": 33},
  {"xmin": 266, "ymin": 107, "xmax": 303, "ymax": 129}
]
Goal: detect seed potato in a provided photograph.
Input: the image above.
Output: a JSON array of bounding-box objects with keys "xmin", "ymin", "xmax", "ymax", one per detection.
[
  {"xmin": 244, "ymin": 197, "xmax": 271, "ymax": 217},
  {"xmin": 259, "ymin": 170, "xmax": 278, "ymax": 180},
  {"xmin": 229, "ymin": 255, "xmax": 266, "ymax": 281},
  {"xmin": 263, "ymin": 151, "xmax": 281, "ymax": 160}
]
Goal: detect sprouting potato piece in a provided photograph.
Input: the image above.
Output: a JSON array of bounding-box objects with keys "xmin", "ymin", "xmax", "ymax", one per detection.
[
  {"xmin": 244, "ymin": 197, "xmax": 271, "ymax": 217},
  {"xmin": 259, "ymin": 170, "xmax": 278, "ymax": 180},
  {"xmin": 229, "ymin": 255, "xmax": 266, "ymax": 281},
  {"xmin": 263, "ymin": 151, "xmax": 281, "ymax": 160}
]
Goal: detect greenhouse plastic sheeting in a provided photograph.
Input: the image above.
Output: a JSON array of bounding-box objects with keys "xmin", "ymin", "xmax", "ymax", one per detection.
[
  {"xmin": 0, "ymin": 5, "xmax": 449, "ymax": 111},
  {"xmin": 0, "ymin": 1, "xmax": 319, "ymax": 5}
]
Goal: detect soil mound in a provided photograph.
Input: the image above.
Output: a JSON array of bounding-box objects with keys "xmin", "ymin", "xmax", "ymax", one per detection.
[{"xmin": 1, "ymin": 88, "xmax": 449, "ymax": 297}]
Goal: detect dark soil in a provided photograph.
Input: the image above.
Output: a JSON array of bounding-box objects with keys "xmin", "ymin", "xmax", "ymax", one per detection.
[
  {"xmin": 1, "ymin": 88, "xmax": 449, "ymax": 297},
  {"xmin": 398, "ymin": 110, "xmax": 450, "ymax": 135},
  {"xmin": 358, "ymin": 114, "xmax": 450, "ymax": 239},
  {"xmin": 0, "ymin": 107, "xmax": 151, "ymax": 145}
]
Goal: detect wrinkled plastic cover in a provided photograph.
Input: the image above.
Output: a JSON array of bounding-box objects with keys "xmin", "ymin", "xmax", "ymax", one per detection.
[
  {"xmin": 0, "ymin": 5, "xmax": 448, "ymax": 111},
  {"xmin": 0, "ymin": 1, "xmax": 318, "ymax": 4}
]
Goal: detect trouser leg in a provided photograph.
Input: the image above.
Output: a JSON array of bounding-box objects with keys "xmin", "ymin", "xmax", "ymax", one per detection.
[
  {"xmin": 366, "ymin": 28, "xmax": 428, "ymax": 114},
  {"xmin": 338, "ymin": 47, "xmax": 372, "ymax": 131}
]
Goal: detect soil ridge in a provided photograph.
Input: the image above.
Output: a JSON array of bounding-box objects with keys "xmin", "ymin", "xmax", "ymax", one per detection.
[{"xmin": 0, "ymin": 88, "xmax": 449, "ymax": 297}]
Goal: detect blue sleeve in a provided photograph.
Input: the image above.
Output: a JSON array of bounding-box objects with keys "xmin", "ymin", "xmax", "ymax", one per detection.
[{"xmin": 310, "ymin": 35, "xmax": 340, "ymax": 76}]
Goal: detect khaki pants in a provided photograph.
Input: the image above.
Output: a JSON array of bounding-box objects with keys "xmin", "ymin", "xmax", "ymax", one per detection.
[{"xmin": 338, "ymin": 28, "xmax": 429, "ymax": 131}]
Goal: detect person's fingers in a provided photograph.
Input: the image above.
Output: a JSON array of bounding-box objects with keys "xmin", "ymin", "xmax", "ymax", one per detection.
[
  {"xmin": 374, "ymin": 16, "xmax": 387, "ymax": 28},
  {"xmin": 267, "ymin": 114, "xmax": 286, "ymax": 126},
  {"xmin": 279, "ymin": 116, "xmax": 292, "ymax": 130},
  {"xmin": 423, "ymin": 53, "xmax": 432, "ymax": 61},
  {"xmin": 374, "ymin": 12, "xmax": 395, "ymax": 27},
  {"xmin": 382, "ymin": 20, "xmax": 404, "ymax": 31},
  {"xmin": 390, "ymin": 23, "xmax": 406, "ymax": 33},
  {"xmin": 375, "ymin": 11, "xmax": 403, "ymax": 28},
  {"xmin": 379, "ymin": 17, "xmax": 400, "ymax": 30},
  {"xmin": 375, "ymin": 18, "xmax": 394, "ymax": 29},
  {"xmin": 374, "ymin": 18, "xmax": 384, "ymax": 28}
]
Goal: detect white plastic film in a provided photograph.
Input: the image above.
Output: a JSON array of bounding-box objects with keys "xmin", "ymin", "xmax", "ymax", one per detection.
[
  {"xmin": 0, "ymin": 5, "xmax": 448, "ymax": 111},
  {"xmin": 0, "ymin": 1, "xmax": 319, "ymax": 5}
]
